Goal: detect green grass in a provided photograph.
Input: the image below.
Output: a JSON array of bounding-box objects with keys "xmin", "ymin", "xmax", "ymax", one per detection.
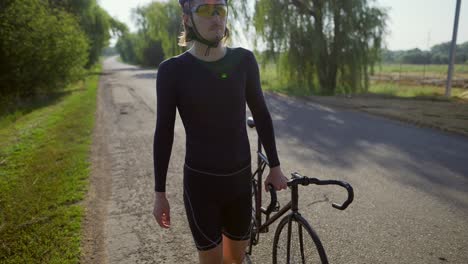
[
  {"xmin": 259, "ymin": 63, "xmax": 282, "ymax": 90},
  {"xmin": 259, "ymin": 63, "xmax": 314, "ymax": 97},
  {"xmin": 375, "ymin": 63, "xmax": 468, "ymax": 77},
  {"xmin": 0, "ymin": 65, "xmax": 100, "ymax": 263},
  {"xmin": 259, "ymin": 62, "xmax": 467, "ymax": 99},
  {"xmin": 368, "ymin": 82, "xmax": 465, "ymax": 98}
]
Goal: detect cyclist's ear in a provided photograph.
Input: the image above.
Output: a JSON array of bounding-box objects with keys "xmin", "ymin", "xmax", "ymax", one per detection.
[{"xmin": 183, "ymin": 13, "xmax": 192, "ymax": 27}]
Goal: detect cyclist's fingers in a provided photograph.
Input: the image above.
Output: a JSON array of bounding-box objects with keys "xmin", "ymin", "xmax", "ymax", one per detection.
[
  {"xmin": 154, "ymin": 212, "xmax": 164, "ymax": 227},
  {"xmin": 275, "ymin": 176, "xmax": 289, "ymax": 191},
  {"xmin": 161, "ymin": 212, "xmax": 171, "ymax": 228},
  {"xmin": 264, "ymin": 181, "xmax": 272, "ymax": 192},
  {"xmin": 281, "ymin": 177, "xmax": 288, "ymax": 190},
  {"xmin": 162, "ymin": 205, "xmax": 171, "ymax": 227},
  {"xmin": 266, "ymin": 181, "xmax": 286, "ymax": 191},
  {"xmin": 153, "ymin": 207, "xmax": 170, "ymax": 228},
  {"xmin": 276, "ymin": 184, "xmax": 287, "ymax": 191},
  {"xmin": 165, "ymin": 208, "xmax": 171, "ymax": 226}
]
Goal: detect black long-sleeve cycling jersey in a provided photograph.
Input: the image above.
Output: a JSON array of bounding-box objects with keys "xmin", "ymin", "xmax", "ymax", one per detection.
[{"xmin": 153, "ymin": 47, "xmax": 280, "ymax": 192}]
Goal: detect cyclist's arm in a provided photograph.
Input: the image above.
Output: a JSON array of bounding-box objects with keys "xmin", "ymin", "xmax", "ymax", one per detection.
[
  {"xmin": 153, "ymin": 60, "xmax": 177, "ymax": 193},
  {"xmin": 245, "ymin": 50, "xmax": 280, "ymax": 168}
]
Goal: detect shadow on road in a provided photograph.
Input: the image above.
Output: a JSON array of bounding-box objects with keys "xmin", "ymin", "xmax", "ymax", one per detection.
[{"xmin": 262, "ymin": 92, "xmax": 468, "ymax": 209}]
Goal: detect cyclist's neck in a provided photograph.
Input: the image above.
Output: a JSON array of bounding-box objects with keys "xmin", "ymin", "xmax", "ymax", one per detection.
[{"xmin": 188, "ymin": 42, "xmax": 227, "ymax": 62}]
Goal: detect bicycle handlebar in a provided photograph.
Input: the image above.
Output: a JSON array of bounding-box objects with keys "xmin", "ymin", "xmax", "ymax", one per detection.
[
  {"xmin": 289, "ymin": 172, "xmax": 354, "ymax": 210},
  {"xmin": 247, "ymin": 116, "xmax": 353, "ymax": 211},
  {"xmin": 262, "ymin": 184, "xmax": 277, "ymax": 215}
]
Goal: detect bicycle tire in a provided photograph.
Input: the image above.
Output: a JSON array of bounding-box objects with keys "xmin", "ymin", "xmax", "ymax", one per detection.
[{"xmin": 272, "ymin": 214, "xmax": 328, "ymax": 264}]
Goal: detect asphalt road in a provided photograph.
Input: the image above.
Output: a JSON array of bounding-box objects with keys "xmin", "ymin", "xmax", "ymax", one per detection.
[{"xmin": 87, "ymin": 56, "xmax": 468, "ymax": 264}]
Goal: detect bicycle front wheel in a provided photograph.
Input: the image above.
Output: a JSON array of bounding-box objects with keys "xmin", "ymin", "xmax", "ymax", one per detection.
[{"xmin": 272, "ymin": 214, "xmax": 328, "ymax": 264}]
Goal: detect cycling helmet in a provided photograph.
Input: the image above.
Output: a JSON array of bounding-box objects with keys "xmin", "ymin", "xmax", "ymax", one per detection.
[
  {"xmin": 179, "ymin": 0, "xmax": 228, "ymax": 7},
  {"xmin": 179, "ymin": 0, "xmax": 228, "ymax": 56}
]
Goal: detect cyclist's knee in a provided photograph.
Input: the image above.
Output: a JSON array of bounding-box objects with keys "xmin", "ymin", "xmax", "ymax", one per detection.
[
  {"xmin": 198, "ymin": 243, "xmax": 223, "ymax": 264},
  {"xmin": 222, "ymin": 237, "xmax": 249, "ymax": 264}
]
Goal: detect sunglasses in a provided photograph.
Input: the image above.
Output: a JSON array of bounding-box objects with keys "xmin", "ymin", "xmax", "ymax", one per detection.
[{"xmin": 190, "ymin": 4, "xmax": 228, "ymax": 18}]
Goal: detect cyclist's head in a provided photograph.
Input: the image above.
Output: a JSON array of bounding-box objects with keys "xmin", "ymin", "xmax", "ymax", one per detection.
[{"xmin": 178, "ymin": 0, "xmax": 230, "ymax": 48}]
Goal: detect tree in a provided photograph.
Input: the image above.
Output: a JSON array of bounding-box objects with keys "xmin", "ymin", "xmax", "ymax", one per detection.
[
  {"xmin": 455, "ymin": 41, "xmax": 468, "ymax": 64},
  {"xmin": 0, "ymin": 0, "xmax": 125, "ymax": 114},
  {"xmin": 232, "ymin": 0, "xmax": 388, "ymax": 95},
  {"xmin": 430, "ymin": 42, "xmax": 450, "ymax": 64},
  {"xmin": 116, "ymin": 0, "xmax": 181, "ymax": 67},
  {"xmin": 116, "ymin": 33, "xmax": 139, "ymax": 64},
  {"xmin": 401, "ymin": 48, "xmax": 430, "ymax": 64},
  {"xmin": 0, "ymin": 0, "xmax": 88, "ymax": 99},
  {"xmin": 144, "ymin": 0, "xmax": 184, "ymax": 58},
  {"xmin": 46, "ymin": 0, "xmax": 114, "ymax": 67},
  {"xmin": 380, "ymin": 41, "xmax": 468, "ymax": 64}
]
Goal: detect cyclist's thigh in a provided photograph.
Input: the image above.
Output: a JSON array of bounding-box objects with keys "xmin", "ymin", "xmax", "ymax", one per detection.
[
  {"xmin": 220, "ymin": 167, "xmax": 252, "ymax": 241},
  {"xmin": 183, "ymin": 166, "xmax": 223, "ymax": 251}
]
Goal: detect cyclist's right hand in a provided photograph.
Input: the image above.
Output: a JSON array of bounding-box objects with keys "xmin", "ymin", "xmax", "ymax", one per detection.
[{"xmin": 153, "ymin": 192, "xmax": 171, "ymax": 228}]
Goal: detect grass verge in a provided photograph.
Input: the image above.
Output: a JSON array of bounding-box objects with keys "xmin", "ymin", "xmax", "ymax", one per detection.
[
  {"xmin": 0, "ymin": 65, "xmax": 101, "ymax": 263},
  {"xmin": 368, "ymin": 82, "xmax": 466, "ymax": 99},
  {"xmin": 375, "ymin": 63, "xmax": 468, "ymax": 78}
]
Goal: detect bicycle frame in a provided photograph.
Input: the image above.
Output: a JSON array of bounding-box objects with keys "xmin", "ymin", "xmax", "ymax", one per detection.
[
  {"xmin": 246, "ymin": 116, "xmax": 354, "ymax": 261},
  {"xmin": 247, "ymin": 113, "xmax": 302, "ymax": 246},
  {"xmin": 249, "ymin": 133, "xmax": 297, "ymax": 249}
]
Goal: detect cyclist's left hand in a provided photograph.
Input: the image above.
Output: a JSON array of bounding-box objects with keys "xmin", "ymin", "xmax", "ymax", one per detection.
[{"xmin": 264, "ymin": 166, "xmax": 288, "ymax": 192}]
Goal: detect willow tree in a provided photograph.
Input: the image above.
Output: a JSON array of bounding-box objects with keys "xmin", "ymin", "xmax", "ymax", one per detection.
[
  {"xmin": 232, "ymin": 0, "xmax": 387, "ymax": 94},
  {"xmin": 144, "ymin": 0, "xmax": 185, "ymax": 58}
]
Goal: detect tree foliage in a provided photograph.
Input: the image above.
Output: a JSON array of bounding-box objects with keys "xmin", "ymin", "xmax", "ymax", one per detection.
[
  {"xmin": 232, "ymin": 0, "xmax": 388, "ymax": 95},
  {"xmin": 116, "ymin": 1, "xmax": 183, "ymax": 67},
  {"xmin": 0, "ymin": 0, "xmax": 89, "ymax": 98},
  {"xmin": 144, "ymin": 0, "xmax": 184, "ymax": 58},
  {"xmin": 46, "ymin": 0, "xmax": 114, "ymax": 67},
  {"xmin": 382, "ymin": 41, "xmax": 468, "ymax": 64},
  {"xmin": 0, "ymin": 0, "xmax": 125, "ymax": 112}
]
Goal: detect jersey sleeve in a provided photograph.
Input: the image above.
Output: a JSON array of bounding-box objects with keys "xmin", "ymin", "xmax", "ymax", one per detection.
[
  {"xmin": 245, "ymin": 50, "xmax": 281, "ymax": 168},
  {"xmin": 153, "ymin": 59, "xmax": 177, "ymax": 192}
]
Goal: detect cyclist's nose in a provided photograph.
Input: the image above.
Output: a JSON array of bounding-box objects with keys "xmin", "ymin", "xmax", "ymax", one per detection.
[
  {"xmin": 211, "ymin": 12, "xmax": 222, "ymax": 23},
  {"xmin": 212, "ymin": 10, "xmax": 220, "ymax": 19}
]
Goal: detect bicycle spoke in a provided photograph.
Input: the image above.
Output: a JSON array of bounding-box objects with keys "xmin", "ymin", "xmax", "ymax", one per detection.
[
  {"xmin": 274, "ymin": 218, "xmax": 322, "ymax": 263},
  {"xmin": 299, "ymin": 223, "xmax": 305, "ymax": 263}
]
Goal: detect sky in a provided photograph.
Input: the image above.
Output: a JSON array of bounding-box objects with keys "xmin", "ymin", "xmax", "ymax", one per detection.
[{"xmin": 98, "ymin": 0, "xmax": 468, "ymax": 51}]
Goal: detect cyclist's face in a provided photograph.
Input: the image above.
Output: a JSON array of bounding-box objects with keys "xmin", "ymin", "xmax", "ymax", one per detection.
[{"xmin": 184, "ymin": 0, "xmax": 227, "ymax": 43}]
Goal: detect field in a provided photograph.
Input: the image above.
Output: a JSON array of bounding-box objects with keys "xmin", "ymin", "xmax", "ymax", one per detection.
[
  {"xmin": 372, "ymin": 64, "xmax": 468, "ymax": 88},
  {"xmin": 259, "ymin": 63, "xmax": 468, "ymax": 137}
]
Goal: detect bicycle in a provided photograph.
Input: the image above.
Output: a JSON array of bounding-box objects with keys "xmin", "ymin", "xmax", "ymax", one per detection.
[{"xmin": 245, "ymin": 117, "xmax": 354, "ymax": 264}]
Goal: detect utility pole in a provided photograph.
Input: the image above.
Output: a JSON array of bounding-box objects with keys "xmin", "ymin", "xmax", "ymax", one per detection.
[{"xmin": 446, "ymin": 0, "xmax": 462, "ymax": 97}]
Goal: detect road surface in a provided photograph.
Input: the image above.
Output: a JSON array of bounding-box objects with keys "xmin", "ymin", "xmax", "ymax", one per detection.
[{"xmin": 82, "ymin": 56, "xmax": 468, "ymax": 264}]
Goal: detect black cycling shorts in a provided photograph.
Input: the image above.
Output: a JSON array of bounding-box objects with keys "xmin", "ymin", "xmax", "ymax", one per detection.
[{"xmin": 183, "ymin": 163, "xmax": 252, "ymax": 251}]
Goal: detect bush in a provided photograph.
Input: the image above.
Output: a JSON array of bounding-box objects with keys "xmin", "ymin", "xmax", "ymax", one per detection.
[{"xmin": 0, "ymin": 0, "xmax": 89, "ymax": 101}]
